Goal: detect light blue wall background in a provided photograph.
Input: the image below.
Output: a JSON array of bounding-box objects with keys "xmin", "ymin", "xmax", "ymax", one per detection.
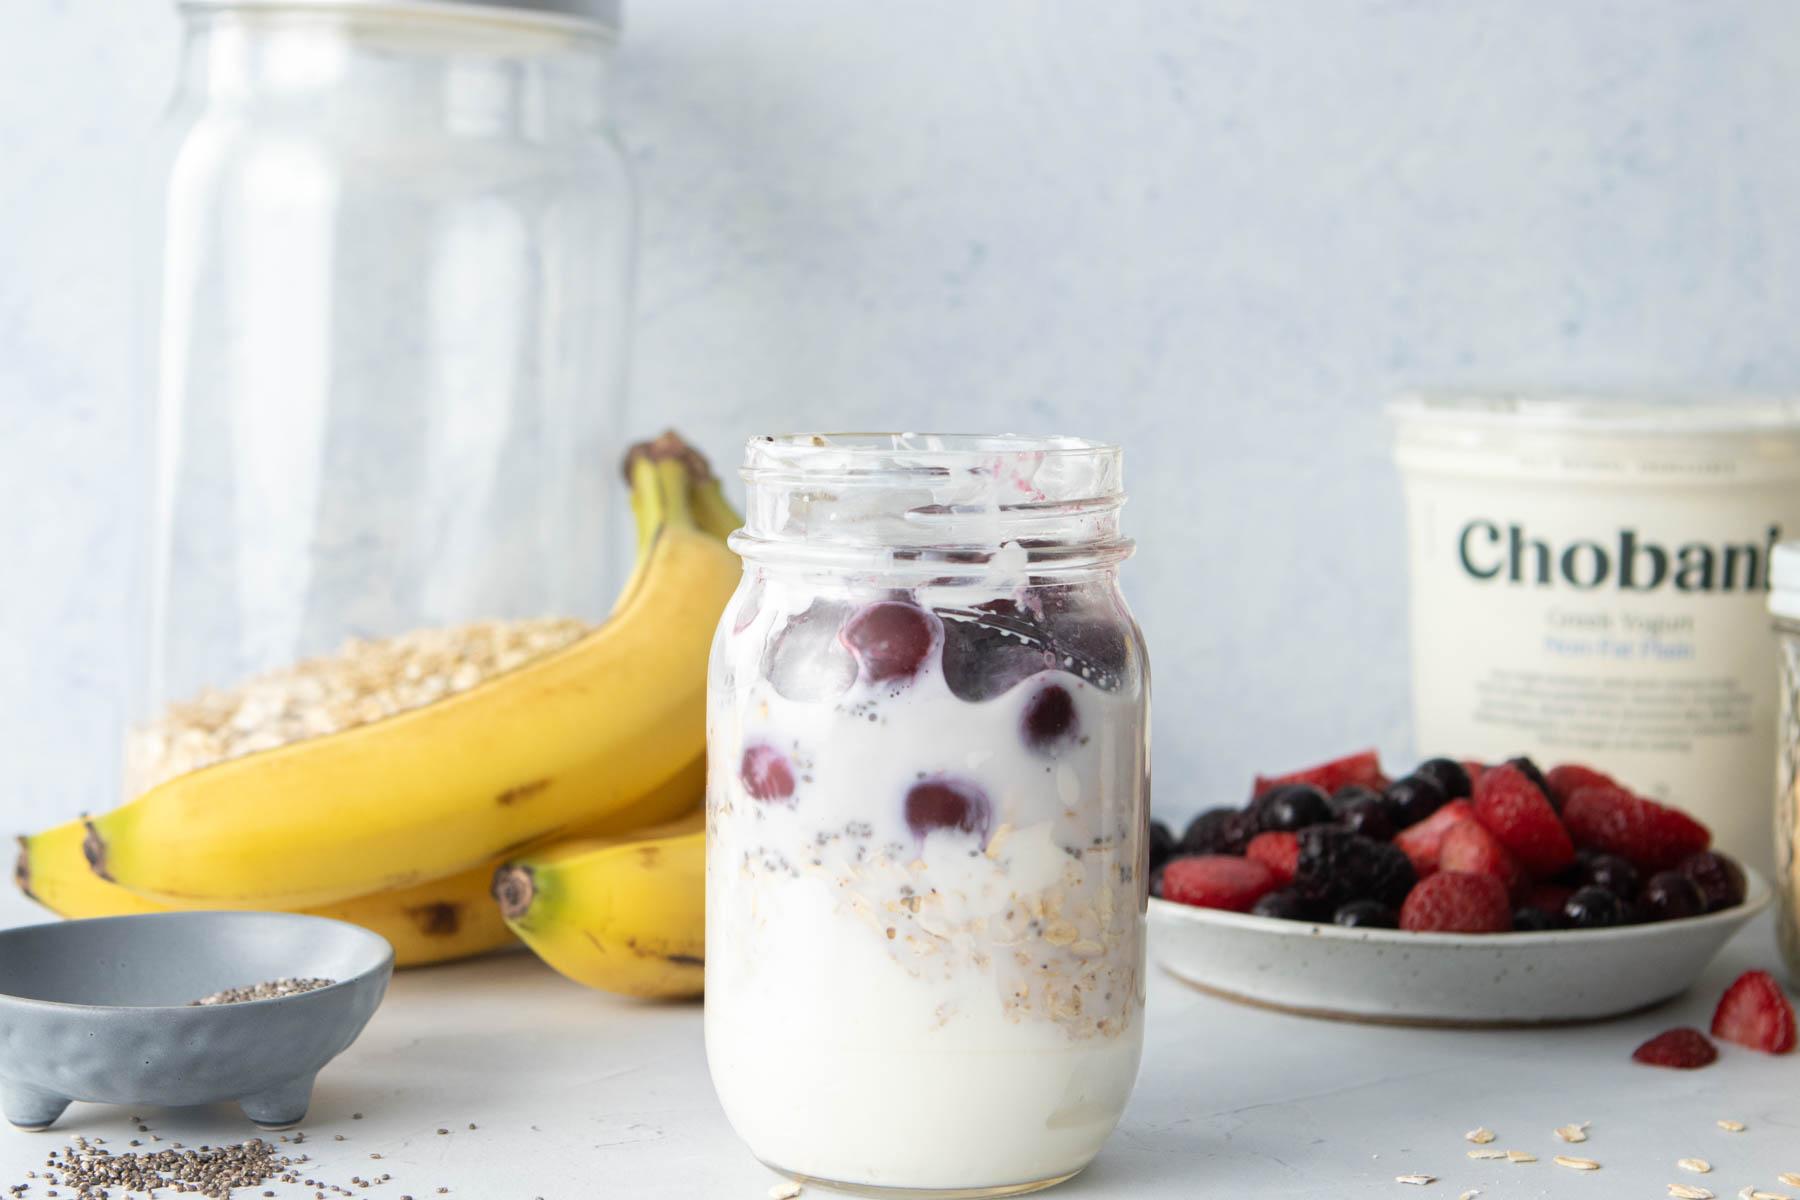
[{"xmin": 5, "ymin": 0, "xmax": 1800, "ymax": 833}]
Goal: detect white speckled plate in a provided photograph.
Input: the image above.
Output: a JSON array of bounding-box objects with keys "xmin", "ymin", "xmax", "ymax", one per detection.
[{"xmin": 1149, "ymin": 867, "xmax": 1771, "ymax": 1026}]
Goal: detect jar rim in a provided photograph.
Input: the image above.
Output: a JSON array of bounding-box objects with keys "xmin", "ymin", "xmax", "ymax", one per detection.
[
  {"xmin": 741, "ymin": 432, "xmax": 1122, "ymax": 490},
  {"xmin": 178, "ymin": 0, "xmax": 620, "ymax": 38}
]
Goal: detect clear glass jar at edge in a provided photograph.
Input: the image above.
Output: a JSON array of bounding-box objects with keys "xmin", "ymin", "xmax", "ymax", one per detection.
[
  {"xmin": 705, "ymin": 435, "xmax": 1150, "ymax": 1198},
  {"xmin": 132, "ymin": 0, "xmax": 631, "ymax": 797},
  {"xmin": 1767, "ymin": 544, "xmax": 1800, "ymax": 983}
]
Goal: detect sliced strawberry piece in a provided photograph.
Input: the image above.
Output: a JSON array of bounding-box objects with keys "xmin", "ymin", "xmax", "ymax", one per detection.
[
  {"xmin": 1520, "ymin": 881, "xmax": 1574, "ymax": 916},
  {"xmin": 1399, "ymin": 871, "xmax": 1512, "ymax": 933},
  {"xmin": 1160, "ymin": 855, "xmax": 1279, "ymax": 913},
  {"xmin": 1473, "ymin": 763, "xmax": 1575, "ymax": 876},
  {"xmin": 1632, "ymin": 1027, "xmax": 1719, "ymax": 1069},
  {"xmin": 1393, "ymin": 799, "xmax": 1477, "ymax": 877},
  {"xmin": 1564, "ymin": 785, "xmax": 1711, "ymax": 873},
  {"xmin": 1438, "ymin": 820, "xmax": 1524, "ymax": 898},
  {"xmin": 1244, "ymin": 831, "xmax": 1299, "ymax": 884},
  {"xmin": 1544, "ymin": 763, "xmax": 1618, "ymax": 809},
  {"xmin": 1252, "ymin": 749, "xmax": 1384, "ymax": 800},
  {"xmin": 1710, "ymin": 969, "xmax": 1797, "ymax": 1054}
]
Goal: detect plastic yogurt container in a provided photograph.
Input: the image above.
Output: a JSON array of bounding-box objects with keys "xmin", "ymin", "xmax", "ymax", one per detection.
[
  {"xmin": 705, "ymin": 434, "xmax": 1149, "ymax": 1197},
  {"xmin": 1390, "ymin": 394, "xmax": 1800, "ymax": 872}
]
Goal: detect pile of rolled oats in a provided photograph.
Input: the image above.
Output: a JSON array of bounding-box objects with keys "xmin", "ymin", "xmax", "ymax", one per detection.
[{"xmin": 126, "ymin": 616, "xmax": 591, "ymax": 793}]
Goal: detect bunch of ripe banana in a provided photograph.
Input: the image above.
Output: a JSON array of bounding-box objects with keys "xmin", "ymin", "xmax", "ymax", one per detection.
[{"xmin": 13, "ymin": 432, "xmax": 735, "ymax": 999}]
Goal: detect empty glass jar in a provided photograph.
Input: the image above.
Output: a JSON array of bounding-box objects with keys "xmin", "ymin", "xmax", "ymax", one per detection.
[{"xmin": 132, "ymin": 0, "xmax": 633, "ymax": 798}]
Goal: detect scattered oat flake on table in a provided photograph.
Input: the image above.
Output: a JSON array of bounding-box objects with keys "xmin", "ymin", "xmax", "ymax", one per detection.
[
  {"xmin": 1680, "ymin": 1159, "xmax": 1714, "ymax": 1174},
  {"xmin": 1780, "ymin": 1175, "xmax": 1800, "ymax": 1188},
  {"xmin": 768, "ymin": 1183, "xmax": 803, "ymax": 1200},
  {"xmin": 1506, "ymin": 1150, "xmax": 1538, "ymax": 1163},
  {"xmin": 1468, "ymin": 1149, "xmax": 1507, "ymax": 1160},
  {"xmin": 1718, "ymin": 1119, "xmax": 1747, "ymax": 1132},
  {"xmin": 1460, "ymin": 1191, "xmax": 1481, "ymax": 1200},
  {"xmin": 1556, "ymin": 1123, "xmax": 1590, "ymax": 1143},
  {"xmin": 1466, "ymin": 1127, "xmax": 1496, "ymax": 1144},
  {"xmin": 1667, "ymin": 1185, "xmax": 1714, "ymax": 1200},
  {"xmin": 1554, "ymin": 1156, "xmax": 1601, "ymax": 1171},
  {"xmin": 1395, "ymin": 1175, "xmax": 1436, "ymax": 1186},
  {"xmin": 1748, "ymin": 1192, "xmax": 1794, "ymax": 1200}
]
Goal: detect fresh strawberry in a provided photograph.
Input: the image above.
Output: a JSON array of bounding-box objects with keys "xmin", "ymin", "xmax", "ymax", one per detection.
[
  {"xmin": 1460, "ymin": 760, "xmax": 1487, "ymax": 784},
  {"xmin": 1399, "ymin": 871, "xmax": 1512, "ymax": 933},
  {"xmin": 1252, "ymin": 749, "xmax": 1384, "ymax": 800},
  {"xmin": 1473, "ymin": 763, "xmax": 1575, "ymax": 876},
  {"xmin": 1244, "ymin": 831, "xmax": 1300, "ymax": 884},
  {"xmin": 1438, "ymin": 820, "xmax": 1524, "ymax": 898},
  {"xmin": 1160, "ymin": 855, "xmax": 1279, "ymax": 913},
  {"xmin": 1394, "ymin": 799, "xmax": 1478, "ymax": 877},
  {"xmin": 1544, "ymin": 763, "xmax": 1617, "ymax": 809},
  {"xmin": 1632, "ymin": 1027, "xmax": 1719, "ymax": 1069},
  {"xmin": 1710, "ymin": 969, "xmax": 1797, "ymax": 1054},
  {"xmin": 1520, "ymin": 881, "xmax": 1574, "ymax": 916},
  {"xmin": 1563, "ymin": 785, "xmax": 1711, "ymax": 873}
]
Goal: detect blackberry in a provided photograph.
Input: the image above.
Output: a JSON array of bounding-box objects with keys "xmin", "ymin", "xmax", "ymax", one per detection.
[
  {"xmin": 1332, "ymin": 899, "xmax": 1398, "ymax": 929},
  {"xmin": 1412, "ymin": 757, "xmax": 1472, "ymax": 800},
  {"xmin": 1253, "ymin": 784, "xmax": 1333, "ymax": 833},
  {"xmin": 1296, "ymin": 827, "xmax": 1416, "ymax": 908},
  {"xmin": 1579, "ymin": 853, "xmax": 1639, "ymax": 900},
  {"xmin": 1330, "ymin": 794, "xmax": 1394, "ymax": 841},
  {"xmin": 1510, "ymin": 907, "xmax": 1559, "ymax": 932},
  {"xmin": 1383, "ymin": 774, "xmax": 1447, "ymax": 829},
  {"xmin": 1148, "ymin": 820, "xmax": 1175, "ymax": 873},
  {"xmin": 1180, "ymin": 808, "xmax": 1254, "ymax": 856}
]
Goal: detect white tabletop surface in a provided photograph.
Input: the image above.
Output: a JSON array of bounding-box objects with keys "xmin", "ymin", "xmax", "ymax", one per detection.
[{"xmin": 1, "ymin": 886, "xmax": 1796, "ymax": 1200}]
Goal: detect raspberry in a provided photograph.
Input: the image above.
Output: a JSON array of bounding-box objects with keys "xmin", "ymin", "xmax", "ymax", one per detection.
[
  {"xmin": 1563, "ymin": 785, "xmax": 1711, "ymax": 873},
  {"xmin": 1245, "ymin": 831, "xmax": 1300, "ymax": 884},
  {"xmin": 1544, "ymin": 763, "xmax": 1617, "ymax": 809},
  {"xmin": 1710, "ymin": 969, "xmax": 1797, "ymax": 1054},
  {"xmin": 1632, "ymin": 1027, "xmax": 1719, "ymax": 1069},
  {"xmin": 1160, "ymin": 855, "xmax": 1279, "ymax": 913},
  {"xmin": 1393, "ymin": 799, "xmax": 1477, "ymax": 877},
  {"xmin": 1473, "ymin": 763, "xmax": 1575, "ymax": 876},
  {"xmin": 1399, "ymin": 871, "xmax": 1513, "ymax": 933},
  {"xmin": 1438, "ymin": 820, "xmax": 1524, "ymax": 898},
  {"xmin": 1253, "ymin": 749, "xmax": 1385, "ymax": 800}
]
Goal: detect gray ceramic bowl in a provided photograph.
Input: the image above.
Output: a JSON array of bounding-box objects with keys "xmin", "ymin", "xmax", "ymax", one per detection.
[{"xmin": 0, "ymin": 911, "xmax": 392, "ymax": 1130}]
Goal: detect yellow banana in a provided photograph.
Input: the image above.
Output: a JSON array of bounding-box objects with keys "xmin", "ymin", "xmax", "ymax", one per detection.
[
  {"xmin": 492, "ymin": 813, "xmax": 706, "ymax": 999},
  {"xmin": 18, "ymin": 756, "xmax": 707, "ymax": 967},
  {"xmin": 83, "ymin": 435, "xmax": 741, "ymax": 909}
]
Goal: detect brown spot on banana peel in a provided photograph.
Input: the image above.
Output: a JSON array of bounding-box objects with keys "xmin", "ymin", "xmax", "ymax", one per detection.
[
  {"xmin": 490, "ymin": 863, "xmax": 536, "ymax": 921},
  {"xmin": 635, "ymin": 846, "xmax": 661, "ymax": 868},
  {"xmin": 406, "ymin": 902, "xmax": 462, "ymax": 937},
  {"xmin": 665, "ymin": 954, "xmax": 703, "ymax": 967},
  {"xmin": 13, "ymin": 836, "xmax": 36, "ymax": 901},
  {"xmin": 82, "ymin": 822, "xmax": 112, "ymax": 881},
  {"xmin": 622, "ymin": 431, "xmax": 714, "ymax": 486},
  {"xmin": 495, "ymin": 779, "xmax": 549, "ymax": 807}
]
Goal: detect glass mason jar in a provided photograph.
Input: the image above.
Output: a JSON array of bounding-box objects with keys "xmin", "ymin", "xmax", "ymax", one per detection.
[
  {"xmin": 1769, "ymin": 542, "xmax": 1800, "ymax": 984},
  {"xmin": 131, "ymin": 0, "xmax": 632, "ymax": 798},
  {"xmin": 705, "ymin": 435, "xmax": 1150, "ymax": 1197}
]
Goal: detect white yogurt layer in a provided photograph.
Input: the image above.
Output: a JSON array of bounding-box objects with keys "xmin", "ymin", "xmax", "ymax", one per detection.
[{"xmin": 705, "ymin": 575, "xmax": 1147, "ymax": 1192}]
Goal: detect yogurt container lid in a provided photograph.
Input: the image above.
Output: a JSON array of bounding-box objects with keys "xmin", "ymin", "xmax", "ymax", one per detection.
[
  {"xmin": 1771, "ymin": 542, "xmax": 1800, "ymax": 621},
  {"xmin": 1389, "ymin": 393, "xmax": 1800, "ymax": 435}
]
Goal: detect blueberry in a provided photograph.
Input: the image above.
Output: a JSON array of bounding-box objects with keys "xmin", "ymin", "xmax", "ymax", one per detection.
[
  {"xmin": 1412, "ymin": 758, "xmax": 1472, "ymax": 800},
  {"xmin": 1253, "ymin": 784, "xmax": 1333, "ymax": 833},
  {"xmin": 1330, "ymin": 795, "xmax": 1394, "ymax": 842},
  {"xmin": 1333, "ymin": 899, "xmax": 1399, "ymax": 929},
  {"xmin": 739, "ymin": 744, "xmax": 797, "ymax": 803},
  {"xmin": 903, "ymin": 778, "xmax": 991, "ymax": 843},
  {"xmin": 1252, "ymin": 889, "xmax": 1319, "ymax": 922},
  {"xmin": 1502, "ymin": 756, "xmax": 1553, "ymax": 807},
  {"xmin": 1579, "ymin": 853, "xmax": 1639, "ymax": 900},
  {"xmin": 1180, "ymin": 808, "xmax": 1254, "ymax": 856},
  {"xmin": 1148, "ymin": 820, "xmax": 1175, "ymax": 873},
  {"xmin": 1636, "ymin": 870, "xmax": 1705, "ymax": 923},
  {"xmin": 1562, "ymin": 885, "xmax": 1626, "ymax": 929},
  {"xmin": 1036, "ymin": 582, "xmax": 1132, "ymax": 691},
  {"xmin": 841, "ymin": 600, "xmax": 939, "ymax": 685},
  {"xmin": 1384, "ymin": 774, "xmax": 1448, "ymax": 829},
  {"xmin": 934, "ymin": 599, "xmax": 1058, "ymax": 702},
  {"xmin": 1296, "ymin": 827, "xmax": 1416, "ymax": 908},
  {"xmin": 1677, "ymin": 851, "xmax": 1747, "ymax": 913},
  {"xmin": 1511, "ymin": 907, "xmax": 1559, "ymax": 932}
]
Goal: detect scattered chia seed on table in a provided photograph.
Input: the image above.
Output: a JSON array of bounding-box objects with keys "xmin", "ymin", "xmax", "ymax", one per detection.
[{"xmin": 189, "ymin": 977, "xmax": 336, "ymax": 1005}]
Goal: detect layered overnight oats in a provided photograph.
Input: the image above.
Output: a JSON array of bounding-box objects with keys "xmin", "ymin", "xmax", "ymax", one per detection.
[{"xmin": 705, "ymin": 435, "xmax": 1148, "ymax": 1198}]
